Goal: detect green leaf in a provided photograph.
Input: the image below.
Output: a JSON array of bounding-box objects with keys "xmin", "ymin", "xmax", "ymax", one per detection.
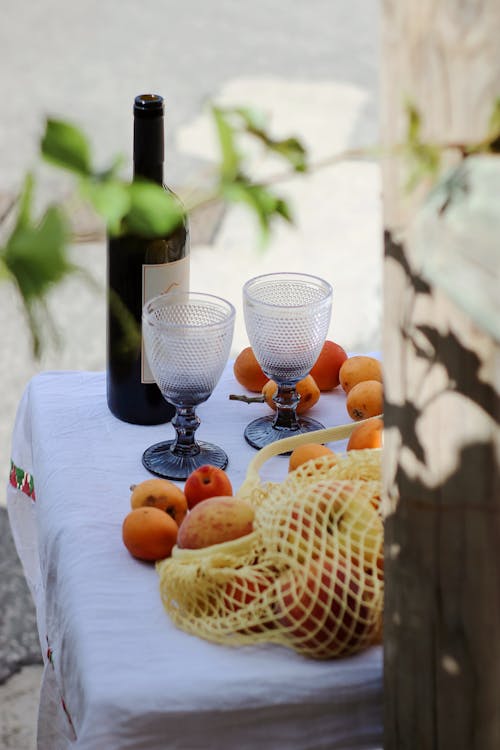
[
  {"xmin": 223, "ymin": 179, "xmax": 293, "ymax": 245},
  {"xmin": 5, "ymin": 205, "xmax": 72, "ymax": 300},
  {"xmin": 270, "ymin": 137, "xmax": 307, "ymax": 172},
  {"xmin": 405, "ymin": 143, "xmax": 441, "ymax": 192},
  {"xmin": 275, "ymin": 198, "xmax": 294, "ymax": 223},
  {"xmin": 231, "ymin": 107, "xmax": 308, "ymax": 172},
  {"xmin": 489, "ymin": 97, "xmax": 500, "ymax": 137},
  {"xmin": 98, "ymin": 153, "xmax": 126, "ymax": 181},
  {"xmin": 233, "ymin": 106, "xmax": 268, "ymax": 131},
  {"xmin": 41, "ymin": 118, "xmax": 92, "ymax": 176},
  {"xmin": 0, "ymin": 255, "xmax": 11, "ymax": 282},
  {"xmin": 403, "ymin": 103, "xmax": 441, "ymax": 192},
  {"xmin": 17, "ymin": 173, "xmax": 35, "ymax": 229},
  {"xmin": 124, "ymin": 181, "xmax": 184, "ymax": 237},
  {"xmin": 4, "ymin": 202, "xmax": 75, "ymax": 358},
  {"xmin": 406, "ymin": 101, "xmax": 421, "ymax": 144},
  {"xmin": 211, "ymin": 106, "xmax": 241, "ymax": 181},
  {"xmin": 79, "ymin": 178, "xmax": 131, "ymax": 235},
  {"xmin": 487, "ymin": 97, "xmax": 500, "ymax": 153}
]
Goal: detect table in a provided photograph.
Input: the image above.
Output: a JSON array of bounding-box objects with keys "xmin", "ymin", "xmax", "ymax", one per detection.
[{"xmin": 7, "ymin": 363, "xmax": 383, "ymax": 750}]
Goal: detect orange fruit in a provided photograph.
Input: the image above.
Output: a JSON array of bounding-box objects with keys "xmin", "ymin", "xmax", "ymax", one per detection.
[
  {"xmin": 262, "ymin": 375, "xmax": 320, "ymax": 415},
  {"xmin": 310, "ymin": 340, "xmax": 348, "ymax": 391},
  {"xmin": 288, "ymin": 443, "xmax": 336, "ymax": 472},
  {"xmin": 130, "ymin": 478, "xmax": 188, "ymax": 526},
  {"xmin": 346, "ymin": 380, "xmax": 383, "ymax": 421},
  {"xmin": 347, "ymin": 417, "xmax": 384, "ymax": 450},
  {"xmin": 233, "ymin": 347, "xmax": 269, "ymax": 392},
  {"xmin": 122, "ymin": 506, "xmax": 179, "ymax": 562},
  {"xmin": 339, "ymin": 356, "xmax": 382, "ymax": 394}
]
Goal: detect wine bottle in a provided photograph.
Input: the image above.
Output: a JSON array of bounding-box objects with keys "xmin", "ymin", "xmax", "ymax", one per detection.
[{"xmin": 106, "ymin": 93, "xmax": 190, "ymax": 425}]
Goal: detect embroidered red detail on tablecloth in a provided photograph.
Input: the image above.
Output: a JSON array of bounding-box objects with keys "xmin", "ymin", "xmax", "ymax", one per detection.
[{"xmin": 9, "ymin": 460, "xmax": 36, "ymax": 501}]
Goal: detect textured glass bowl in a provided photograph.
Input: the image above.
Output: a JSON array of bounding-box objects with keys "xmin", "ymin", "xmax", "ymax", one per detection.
[
  {"xmin": 142, "ymin": 291, "xmax": 235, "ymax": 479},
  {"xmin": 243, "ymin": 272, "xmax": 332, "ymax": 450}
]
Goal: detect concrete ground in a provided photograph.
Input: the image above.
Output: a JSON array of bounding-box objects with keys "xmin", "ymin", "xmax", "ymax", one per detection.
[{"xmin": 0, "ymin": 1, "xmax": 381, "ymax": 746}]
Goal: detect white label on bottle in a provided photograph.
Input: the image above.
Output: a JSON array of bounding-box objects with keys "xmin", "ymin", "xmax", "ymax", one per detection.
[{"xmin": 141, "ymin": 257, "xmax": 190, "ymax": 383}]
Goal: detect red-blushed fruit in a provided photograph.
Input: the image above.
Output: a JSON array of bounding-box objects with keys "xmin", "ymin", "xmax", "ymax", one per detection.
[
  {"xmin": 177, "ymin": 496, "xmax": 254, "ymax": 549},
  {"xmin": 223, "ymin": 573, "xmax": 275, "ymax": 632},
  {"xmin": 310, "ymin": 340, "xmax": 348, "ymax": 391},
  {"xmin": 275, "ymin": 556, "xmax": 377, "ymax": 658},
  {"xmin": 224, "ymin": 573, "xmax": 272, "ymax": 611},
  {"xmin": 183, "ymin": 465, "xmax": 233, "ymax": 510}
]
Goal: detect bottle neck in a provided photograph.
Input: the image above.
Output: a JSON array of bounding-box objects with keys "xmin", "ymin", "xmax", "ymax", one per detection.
[
  {"xmin": 133, "ymin": 159, "xmax": 163, "ymax": 185},
  {"xmin": 133, "ymin": 100, "xmax": 165, "ymax": 186}
]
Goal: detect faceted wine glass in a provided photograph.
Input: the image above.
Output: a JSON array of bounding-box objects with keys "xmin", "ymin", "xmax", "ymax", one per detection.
[
  {"xmin": 142, "ymin": 291, "xmax": 235, "ymax": 480},
  {"xmin": 242, "ymin": 272, "xmax": 333, "ymax": 450}
]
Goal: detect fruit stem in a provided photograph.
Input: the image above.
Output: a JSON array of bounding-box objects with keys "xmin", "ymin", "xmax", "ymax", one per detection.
[{"xmin": 229, "ymin": 394, "xmax": 265, "ymax": 404}]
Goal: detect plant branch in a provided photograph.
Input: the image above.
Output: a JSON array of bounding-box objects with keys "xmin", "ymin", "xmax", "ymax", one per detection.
[{"xmin": 229, "ymin": 393, "xmax": 265, "ymax": 404}]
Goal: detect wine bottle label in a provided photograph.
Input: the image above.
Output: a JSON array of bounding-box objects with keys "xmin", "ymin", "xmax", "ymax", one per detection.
[{"xmin": 141, "ymin": 257, "xmax": 190, "ymax": 383}]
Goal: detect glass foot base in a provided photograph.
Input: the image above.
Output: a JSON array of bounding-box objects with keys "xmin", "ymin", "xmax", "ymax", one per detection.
[
  {"xmin": 244, "ymin": 414, "xmax": 326, "ymax": 452},
  {"xmin": 142, "ymin": 440, "xmax": 228, "ymax": 481}
]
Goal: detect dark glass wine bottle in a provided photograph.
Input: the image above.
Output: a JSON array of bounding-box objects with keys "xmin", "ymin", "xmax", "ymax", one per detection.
[{"xmin": 106, "ymin": 93, "xmax": 189, "ymax": 425}]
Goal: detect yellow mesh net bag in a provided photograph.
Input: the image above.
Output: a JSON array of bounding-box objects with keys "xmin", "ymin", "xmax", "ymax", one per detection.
[{"xmin": 157, "ymin": 422, "xmax": 383, "ymax": 660}]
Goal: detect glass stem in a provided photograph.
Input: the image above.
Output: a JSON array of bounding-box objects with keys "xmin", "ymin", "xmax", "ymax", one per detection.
[
  {"xmin": 171, "ymin": 405, "xmax": 201, "ymax": 455},
  {"xmin": 271, "ymin": 384, "xmax": 301, "ymax": 431}
]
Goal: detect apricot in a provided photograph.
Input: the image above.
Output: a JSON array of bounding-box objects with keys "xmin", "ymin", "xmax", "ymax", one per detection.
[
  {"xmin": 310, "ymin": 340, "xmax": 348, "ymax": 391},
  {"xmin": 262, "ymin": 375, "xmax": 320, "ymax": 415},
  {"xmin": 130, "ymin": 478, "xmax": 188, "ymax": 526},
  {"xmin": 288, "ymin": 443, "xmax": 335, "ymax": 472},
  {"xmin": 346, "ymin": 380, "xmax": 384, "ymax": 421},
  {"xmin": 233, "ymin": 346, "xmax": 269, "ymax": 392},
  {"xmin": 184, "ymin": 465, "xmax": 233, "ymax": 510},
  {"xmin": 339, "ymin": 356, "xmax": 382, "ymax": 394},
  {"xmin": 122, "ymin": 506, "xmax": 178, "ymax": 562},
  {"xmin": 177, "ymin": 496, "xmax": 254, "ymax": 549},
  {"xmin": 347, "ymin": 417, "xmax": 384, "ymax": 451}
]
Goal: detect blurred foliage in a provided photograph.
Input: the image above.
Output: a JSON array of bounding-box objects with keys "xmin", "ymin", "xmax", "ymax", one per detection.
[
  {"xmin": 211, "ymin": 105, "xmax": 306, "ymax": 243},
  {"xmin": 0, "ymin": 108, "xmax": 306, "ymax": 356},
  {"xmin": 1, "ymin": 173, "xmax": 74, "ymax": 356},
  {"xmin": 403, "ymin": 97, "xmax": 500, "ymax": 191},
  {"xmin": 0, "ymin": 99, "xmax": 499, "ymax": 357},
  {"xmin": 403, "ymin": 102, "xmax": 442, "ymax": 191}
]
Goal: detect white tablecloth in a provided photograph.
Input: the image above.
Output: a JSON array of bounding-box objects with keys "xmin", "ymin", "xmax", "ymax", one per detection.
[{"xmin": 7, "ymin": 364, "xmax": 383, "ymax": 750}]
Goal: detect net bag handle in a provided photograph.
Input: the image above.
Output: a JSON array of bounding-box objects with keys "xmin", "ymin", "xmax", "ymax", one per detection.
[{"xmin": 238, "ymin": 415, "xmax": 382, "ymax": 499}]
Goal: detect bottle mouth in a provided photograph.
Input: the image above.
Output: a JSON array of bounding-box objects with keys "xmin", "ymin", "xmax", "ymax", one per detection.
[{"xmin": 134, "ymin": 94, "xmax": 164, "ymax": 117}]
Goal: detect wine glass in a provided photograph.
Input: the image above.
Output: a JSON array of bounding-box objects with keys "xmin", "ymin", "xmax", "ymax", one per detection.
[
  {"xmin": 142, "ymin": 291, "xmax": 235, "ymax": 480},
  {"xmin": 242, "ymin": 272, "xmax": 332, "ymax": 450}
]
